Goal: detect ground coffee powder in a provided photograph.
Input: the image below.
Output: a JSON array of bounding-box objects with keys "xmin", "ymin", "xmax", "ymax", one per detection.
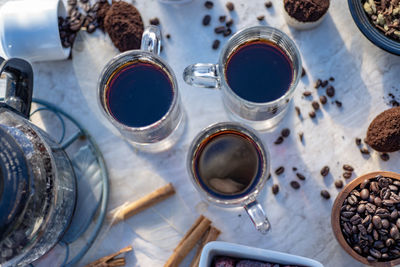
[
  {"xmin": 104, "ymin": 1, "xmax": 144, "ymax": 52},
  {"xmin": 365, "ymin": 107, "xmax": 400, "ymax": 152},
  {"xmin": 284, "ymin": 0, "xmax": 329, "ymax": 22}
]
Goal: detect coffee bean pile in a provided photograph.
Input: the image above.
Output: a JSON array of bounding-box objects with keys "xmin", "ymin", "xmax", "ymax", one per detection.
[
  {"xmin": 340, "ymin": 175, "xmax": 400, "ymax": 262},
  {"xmin": 58, "ymin": 0, "xmax": 109, "ymax": 48}
]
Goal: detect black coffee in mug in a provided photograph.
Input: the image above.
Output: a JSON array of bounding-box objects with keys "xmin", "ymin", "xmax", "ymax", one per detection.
[
  {"xmin": 193, "ymin": 130, "xmax": 263, "ymax": 199},
  {"xmin": 225, "ymin": 39, "xmax": 293, "ymax": 103},
  {"xmin": 105, "ymin": 61, "xmax": 173, "ymax": 127}
]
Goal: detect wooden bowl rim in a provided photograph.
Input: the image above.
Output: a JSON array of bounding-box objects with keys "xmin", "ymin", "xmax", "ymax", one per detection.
[{"xmin": 331, "ymin": 171, "xmax": 400, "ymax": 267}]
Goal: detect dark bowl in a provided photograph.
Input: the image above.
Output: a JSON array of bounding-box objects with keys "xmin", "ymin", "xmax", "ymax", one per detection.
[{"xmin": 348, "ymin": 0, "xmax": 400, "ymax": 55}]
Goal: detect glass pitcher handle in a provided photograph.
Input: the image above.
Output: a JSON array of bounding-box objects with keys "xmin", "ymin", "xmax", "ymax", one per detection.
[
  {"xmin": 183, "ymin": 63, "xmax": 220, "ymax": 89},
  {"xmin": 141, "ymin": 26, "xmax": 162, "ymax": 55},
  {"xmin": 244, "ymin": 199, "xmax": 271, "ymax": 234}
]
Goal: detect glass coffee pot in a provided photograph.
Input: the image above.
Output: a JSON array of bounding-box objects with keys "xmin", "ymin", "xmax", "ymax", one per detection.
[{"xmin": 0, "ymin": 57, "xmax": 76, "ymax": 266}]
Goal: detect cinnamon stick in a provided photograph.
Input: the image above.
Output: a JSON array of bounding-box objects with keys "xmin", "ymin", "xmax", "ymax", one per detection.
[
  {"xmin": 174, "ymin": 215, "xmax": 205, "ymax": 251},
  {"xmin": 85, "ymin": 246, "xmax": 132, "ymax": 267},
  {"xmin": 189, "ymin": 226, "xmax": 221, "ymax": 267},
  {"xmin": 111, "ymin": 183, "xmax": 175, "ymax": 224},
  {"xmin": 164, "ymin": 216, "xmax": 211, "ymax": 267}
]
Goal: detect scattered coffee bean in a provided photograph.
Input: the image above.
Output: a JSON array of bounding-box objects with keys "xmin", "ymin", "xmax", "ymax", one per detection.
[
  {"xmin": 292, "ymin": 167, "xmax": 297, "ymax": 171},
  {"xmin": 219, "ymin": 15, "xmax": 226, "ymax": 22},
  {"xmin": 329, "ymin": 76, "xmax": 335, "ymax": 81},
  {"xmin": 265, "ymin": 1, "xmax": 273, "ymax": 8},
  {"xmin": 309, "ymin": 111, "xmax": 316, "ymax": 118},
  {"xmin": 226, "ymin": 2, "xmax": 234, "ymax": 11},
  {"xmin": 212, "ymin": 39, "xmax": 220, "ymax": 50},
  {"xmin": 335, "ymin": 100, "xmax": 343, "ymax": 107},
  {"xmin": 314, "ymin": 79, "xmax": 322, "ymax": 89},
  {"xmin": 202, "ymin": 15, "xmax": 211, "ymax": 26},
  {"xmin": 257, "ymin": 15, "xmax": 265, "ymax": 21},
  {"xmin": 343, "ymin": 164, "xmax": 354, "ymax": 172},
  {"xmin": 150, "ymin": 17, "xmax": 160, "ymax": 25},
  {"xmin": 335, "ymin": 180, "xmax": 344, "ymax": 188},
  {"xmin": 275, "ymin": 166, "xmax": 285, "ymax": 175},
  {"xmin": 326, "ymin": 85, "xmax": 335, "ymax": 97},
  {"xmin": 301, "ymin": 67, "xmax": 306, "ymax": 77},
  {"xmin": 166, "ymin": 34, "xmax": 171, "ymax": 39},
  {"xmin": 320, "ymin": 95, "xmax": 327, "ymax": 105},
  {"xmin": 295, "ymin": 106, "xmax": 301, "ymax": 117},
  {"xmin": 272, "ymin": 184, "xmax": 279, "ymax": 195},
  {"xmin": 360, "ymin": 148, "xmax": 370, "ymax": 155},
  {"xmin": 312, "ymin": 101, "xmax": 320, "ymax": 111},
  {"xmin": 355, "ymin": 138, "xmax": 362, "ymax": 146},
  {"xmin": 321, "ymin": 190, "xmax": 330, "ymax": 199},
  {"xmin": 321, "ymin": 80, "xmax": 328, "ymax": 87},
  {"xmin": 343, "ymin": 172, "xmax": 353, "ymax": 179},
  {"xmin": 68, "ymin": 0, "xmax": 77, "ymax": 5},
  {"xmin": 296, "ymin": 173, "xmax": 306, "ymax": 180},
  {"xmin": 274, "ymin": 136, "xmax": 284, "ymax": 145},
  {"xmin": 320, "ymin": 166, "xmax": 330, "ymax": 177},
  {"xmin": 205, "ymin": 1, "xmax": 214, "ymax": 9},
  {"xmin": 214, "ymin": 26, "xmax": 226, "ymax": 34},
  {"xmin": 87, "ymin": 23, "xmax": 96, "ymax": 33},
  {"xmin": 281, "ymin": 128, "xmax": 290, "ymax": 137},
  {"xmin": 223, "ymin": 28, "xmax": 232, "ymax": 37},
  {"xmin": 290, "ymin": 181, "xmax": 300, "ymax": 189},
  {"xmin": 226, "ymin": 19, "xmax": 234, "ymax": 27},
  {"xmin": 380, "ymin": 153, "xmax": 390, "ymax": 161},
  {"xmin": 303, "ymin": 91, "xmax": 312, "ymax": 97}
]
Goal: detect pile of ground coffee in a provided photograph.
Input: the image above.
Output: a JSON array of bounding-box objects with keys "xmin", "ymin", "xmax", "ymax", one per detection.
[
  {"xmin": 104, "ymin": 1, "xmax": 144, "ymax": 52},
  {"xmin": 284, "ymin": 0, "xmax": 329, "ymax": 22},
  {"xmin": 365, "ymin": 107, "xmax": 400, "ymax": 152}
]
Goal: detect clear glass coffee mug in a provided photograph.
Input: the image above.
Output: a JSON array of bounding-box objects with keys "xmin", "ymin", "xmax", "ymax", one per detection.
[
  {"xmin": 183, "ymin": 26, "xmax": 302, "ymax": 131},
  {"xmin": 187, "ymin": 122, "xmax": 271, "ymax": 234},
  {"xmin": 98, "ymin": 26, "xmax": 184, "ymax": 151}
]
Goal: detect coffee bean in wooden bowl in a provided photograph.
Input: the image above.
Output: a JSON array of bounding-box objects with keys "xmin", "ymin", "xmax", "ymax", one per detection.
[{"xmin": 331, "ymin": 171, "xmax": 400, "ymax": 266}]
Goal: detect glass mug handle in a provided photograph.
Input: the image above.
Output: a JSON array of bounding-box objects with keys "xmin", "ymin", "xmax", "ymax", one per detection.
[
  {"xmin": 141, "ymin": 25, "xmax": 162, "ymax": 55},
  {"xmin": 244, "ymin": 198, "xmax": 271, "ymax": 234},
  {"xmin": 183, "ymin": 63, "xmax": 220, "ymax": 89}
]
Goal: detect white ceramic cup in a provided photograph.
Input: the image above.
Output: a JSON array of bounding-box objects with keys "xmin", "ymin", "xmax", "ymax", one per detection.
[{"xmin": 0, "ymin": 0, "xmax": 70, "ymax": 62}]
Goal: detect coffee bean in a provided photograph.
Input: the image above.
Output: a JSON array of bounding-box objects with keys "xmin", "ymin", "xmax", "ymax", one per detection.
[
  {"xmin": 390, "ymin": 226, "xmax": 400, "ymax": 239},
  {"xmin": 329, "ymin": 76, "xmax": 335, "ymax": 81},
  {"xmin": 257, "ymin": 15, "xmax": 265, "ymax": 21},
  {"xmin": 275, "ymin": 166, "xmax": 284, "ymax": 175},
  {"xmin": 314, "ymin": 79, "xmax": 322, "ymax": 89},
  {"xmin": 383, "ymin": 199, "xmax": 395, "ymax": 206},
  {"xmin": 68, "ymin": 0, "xmax": 77, "ymax": 5},
  {"xmin": 309, "ymin": 111, "xmax": 316, "ymax": 118},
  {"xmin": 226, "ymin": 2, "xmax": 234, "ymax": 11},
  {"xmin": 357, "ymin": 204, "xmax": 366, "ymax": 214},
  {"xmin": 386, "ymin": 238, "xmax": 395, "ymax": 247},
  {"xmin": 214, "ymin": 26, "xmax": 226, "ymax": 34},
  {"xmin": 312, "ymin": 101, "xmax": 320, "ymax": 111},
  {"xmin": 342, "ymin": 211, "xmax": 355, "ymax": 218},
  {"xmin": 366, "ymin": 203, "xmax": 377, "ymax": 213},
  {"xmin": 379, "ymin": 177, "xmax": 390, "ymax": 188},
  {"xmin": 335, "ymin": 180, "xmax": 343, "ymax": 189},
  {"xmin": 391, "ymin": 210, "xmax": 399, "ymax": 220},
  {"xmin": 326, "ymin": 85, "xmax": 335, "ymax": 97},
  {"xmin": 321, "ymin": 190, "xmax": 330, "ymax": 199},
  {"xmin": 202, "ymin": 15, "xmax": 211, "ymax": 26},
  {"xmin": 370, "ymin": 181, "xmax": 379, "ymax": 193},
  {"xmin": 370, "ymin": 248, "xmax": 382, "ymax": 259},
  {"xmin": 343, "ymin": 172, "xmax": 352, "ymax": 179},
  {"xmin": 295, "ymin": 106, "xmax": 301, "ymax": 116},
  {"xmin": 219, "ymin": 15, "xmax": 226, "ymax": 22},
  {"xmin": 319, "ymin": 95, "xmax": 327, "ymax": 105},
  {"xmin": 348, "ymin": 195, "xmax": 358, "ymax": 206},
  {"xmin": 360, "ymin": 148, "xmax": 370, "ymax": 155},
  {"xmin": 374, "ymin": 197, "xmax": 382, "ymax": 207},
  {"xmin": 301, "ymin": 67, "xmax": 306, "ymax": 77},
  {"xmin": 335, "ymin": 100, "xmax": 343, "ymax": 108},
  {"xmin": 150, "ymin": 17, "xmax": 160, "ymax": 26},
  {"xmin": 358, "ymin": 224, "xmax": 367, "ymax": 235},
  {"xmin": 355, "ymin": 138, "xmax": 362, "ymax": 146},
  {"xmin": 274, "ymin": 136, "xmax": 284, "ymax": 145},
  {"xmin": 321, "ymin": 80, "xmax": 328, "ymax": 87},
  {"xmin": 350, "ymin": 214, "xmax": 362, "ymax": 224},
  {"xmin": 290, "ymin": 181, "xmax": 300, "ymax": 189},
  {"xmin": 381, "ymin": 219, "xmax": 390, "ymax": 229},
  {"xmin": 367, "ymin": 256, "xmax": 377, "ymax": 262},
  {"xmin": 303, "ymin": 91, "xmax": 312, "ymax": 97},
  {"xmin": 361, "ymin": 189, "xmax": 370, "ymax": 200},
  {"xmin": 380, "ymin": 153, "xmax": 390, "ymax": 161},
  {"xmin": 320, "ymin": 166, "xmax": 330, "ymax": 177},
  {"xmin": 272, "ymin": 184, "xmax": 279, "ymax": 195},
  {"xmin": 265, "ymin": 1, "xmax": 273, "ymax": 8},
  {"xmin": 281, "ymin": 128, "xmax": 290, "ymax": 137},
  {"xmin": 87, "ymin": 23, "xmax": 96, "ymax": 33},
  {"xmin": 373, "ymin": 215, "xmax": 383, "ymax": 229},
  {"xmin": 360, "ymin": 179, "xmax": 369, "ymax": 189},
  {"xmin": 226, "ymin": 19, "xmax": 234, "ymax": 27},
  {"xmin": 212, "ymin": 40, "xmax": 220, "ymax": 50},
  {"xmin": 353, "ymin": 245, "xmax": 362, "ymax": 254},
  {"xmin": 343, "ymin": 164, "xmax": 354, "ymax": 172},
  {"xmin": 296, "ymin": 173, "xmax": 306, "ymax": 181},
  {"xmin": 205, "ymin": 1, "xmax": 214, "ymax": 9},
  {"xmin": 223, "ymin": 28, "xmax": 232, "ymax": 37}
]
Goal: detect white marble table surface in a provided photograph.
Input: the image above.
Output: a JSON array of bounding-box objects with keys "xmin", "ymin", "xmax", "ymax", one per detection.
[{"xmin": 2, "ymin": 0, "xmax": 400, "ymax": 266}]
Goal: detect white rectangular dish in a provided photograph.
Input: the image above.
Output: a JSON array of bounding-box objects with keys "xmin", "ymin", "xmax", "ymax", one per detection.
[{"xmin": 199, "ymin": 241, "xmax": 324, "ymax": 267}]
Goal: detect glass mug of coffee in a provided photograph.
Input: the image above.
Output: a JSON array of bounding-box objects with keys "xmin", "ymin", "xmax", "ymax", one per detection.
[
  {"xmin": 98, "ymin": 26, "xmax": 184, "ymax": 151},
  {"xmin": 183, "ymin": 26, "xmax": 301, "ymax": 131},
  {"xmin": 187, "ymin": 122, "xmax": 271, "ymax": 234}
]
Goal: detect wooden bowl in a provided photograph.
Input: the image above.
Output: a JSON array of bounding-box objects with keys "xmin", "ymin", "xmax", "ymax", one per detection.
[{"xmin": 331, "ymin": 171, "xmax": 400, "ymax": 267}]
